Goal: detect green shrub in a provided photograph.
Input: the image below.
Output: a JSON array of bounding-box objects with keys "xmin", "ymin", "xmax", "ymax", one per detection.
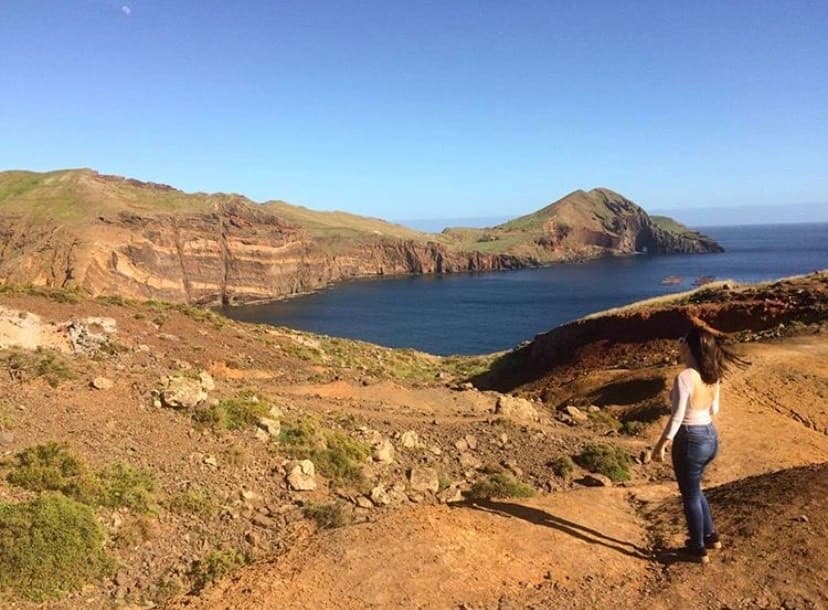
[
  {"xmin": 193, "ymin": 392, "xmax": 270, "ymax": 431},
  {"xmin": 5, "ymin": 348, "xmax": 75, "ymax": 387},
  {"xmin": 6, "ymin": 442, "xmax": 92, "ymax": 499},
  {"xmin": 0, "ymin": 283, "xmax": 83, "ymax": 304},
  {"xmin": 167, "ymin": 486, "xmax": 216, "ymax": 516},
  {"xmin": 576, "ymin": 443, "xmax": 631, "ymax": 482},
  {"xmin": 549, "ymin": 455, "xmax": 575, "ymax": 479},
  {"xmin": 6, "ymin": 443, "xmax": 155, "ymax": 512},
  {"xmin": 587, "ymin": 409, "xmax": 622, "ymax": 432},
  {"xmin": 468, "ymin": 470, "xmax": 536, "ymax": 501},
  {"xmin": 95, "ymin": 294, "xmax": 130, "ymax": 306},
  {"xmin": 621, "ymin": 420, "xmax": 648, "ymax": 436},
  {"xmin": 279, "ymin": 418, "xmax": 370, "ymax": 487},
  {"xmin": 0, "ymin": 493, "xmax": 113, "ymax": 601},
  {"xmin": 95, "ymin": 462, "xmax": 156, "ymax": 513},
  {"xmin": 303, "ymin": 501, "xmax": 353, "ymax": 529},
  {"xmin": 189, "ymin": 549, "xmax": 247, "ymax": 592}
]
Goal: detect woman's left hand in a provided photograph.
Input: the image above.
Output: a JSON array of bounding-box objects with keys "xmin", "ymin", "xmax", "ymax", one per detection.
[{"xmin": 653, "ymin": 440, "xmax": 668, "ymax": 462}]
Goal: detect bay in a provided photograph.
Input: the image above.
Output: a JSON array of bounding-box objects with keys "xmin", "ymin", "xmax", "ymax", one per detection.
[{"xmin": 222, "ymin": 223, "xmax": 828, "ymax": 355}]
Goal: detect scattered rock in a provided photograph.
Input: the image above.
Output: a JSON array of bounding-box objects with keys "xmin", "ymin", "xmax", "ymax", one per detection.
[
  {"xmin": 67, "ymin": 317, "xmax": 118, "ymax": 354},
  {"xmin": 400, "ymin": 430, "xmax": 420, "ymax": 449},
  {"xmin": 245, "ymin": 531, "xmax": 261, "ymax": 546},
  {"xmin": 198, "ymin": 371, "xmax": 216, "ymax": 391},
  {"xmin": 579, "ymin": 473, "xmax": 613, "ymax": 487},
  {"xmin": 257, "ymin": 417, "xmax": 281, "ymax": 437},
  {"xmin": 454, "ymin": 438, "xmax": 469, "ymax": 452},
  {"xmin": 370, "ymin": 485, "xmax": 391, "ymax": 506},
  {"xmin": 409, "ymin": 467, "xmax": 440, "ymax": 493},
  {"xmin": 587, "ymin": 405, "xmax": 601, "ymax": 413},
  {"xmin": 251, "ymin": 514, "xmax": 276, "ymax": 529},
  {"xmin": 464, "ymin": 434, "xmax": 478, "ymax": 450},
  {"xmin": 373, "ymin": 439, "xmax": 396, "ymax": 464},
  {"xmin": 494, "ymin": 395, "xmax": 540, "ymax": 423},
  {"xmin": 437, "ymin": 486, "xmax": 464, "ymax": 504},
  {"xmin": 203, "ymin": 455, "xmax": 218, "ymax": 467},
  {"xmin": 287, "ymin": 460, "xmax": 317, "ymax": 491},
  {"xmin": 91, "ymin": 377, "xmax": 114, "ymax": 390},
  {"xmin": 564, "ymin": 405, "xmax": 589, "ymax": 423},
  {"xmin": 355, "ymin": 496, "xmax": 374, "ymax": 509},
  {"xmin": 254, "ymin": 427, "xmax": 270, "ymax": 442},
  {"xmin": 796, "ymin": 514, "xmax": 810, "ymax": 523},
  {"xmin": 241, "ymin": 490, "xmax": 263, "ymax": 506},
  {"xmin": 160, "ymin": 376, "xmax": 208, "ymax": 409},
  {"xmin": 429, "ymin": 445, "xmax": 443, "ymax": 456},
  {"xmin": 459, "ymin": 453, "xmax": 483, "ymax": 470},
  {"xmin": 639, "ymin": 450, "xmax": 652, "ymax": 465}
]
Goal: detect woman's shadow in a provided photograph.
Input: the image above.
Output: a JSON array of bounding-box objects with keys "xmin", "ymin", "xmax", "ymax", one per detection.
[{"xmin": 450, "ymin": 499, "xmax": 652, "ymax": 561}]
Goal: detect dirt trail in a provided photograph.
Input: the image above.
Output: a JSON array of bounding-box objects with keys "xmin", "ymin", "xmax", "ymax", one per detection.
[
  {"xmin": 173, "ymin": 335, "xmax": 828, "ymax": 610},
  {"xmin": 173, "ymin": 488, "xmax": 651, "ymax": 610}
]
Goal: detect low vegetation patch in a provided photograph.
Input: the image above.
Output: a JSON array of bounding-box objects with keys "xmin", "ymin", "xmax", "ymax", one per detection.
[
  {"xmin": 4, "ymin": 347, "xmax": 75, "ymax": 387},
  {"xmin": 5, "ymin": 442, "xmax": 156, "ymax": 512},
  {"xmin": 576, "ymin": 443, "xmax": 631, "ymax": 482},
  {"xmin": 166, "ymin": 486, "xmax": 217, "ymax": 516},
  {"xmin": 587, "ymin": 409, "xmax": 622, "ymax": 432},
  {"xmin": 468, "ymin": 468, "xmax": 536, "ymax": 501},
  {"xmin": 549, "ymin": 455, "xmax": 575, "ymax": 479},
  {"xmin": 0, "ymin": 283, "xmax": 83, "ymax": 304},
  {"xmin": 193, "ymin": 391, "xmax": 270, "ymax": 432},
  {"xmin": 303, "ymin": 501, "xmax": 353, "ymax": 529},
  {"xmin": 188, "ymin": 549, "xmax": 247, "ymax": 592},
  {"xmin": 278, "ymin": 417, "xmax": 371, "ymax": 487},
  {"xmin": 0, "ymin": 492, "xmax": 113, "ymax": 601},
  {"xmin": 621, "ymin": 420, "xmax": 648, "ymax": 436}
]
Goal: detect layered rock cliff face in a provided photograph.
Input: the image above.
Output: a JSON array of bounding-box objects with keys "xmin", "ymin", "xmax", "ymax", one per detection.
[
  {"xmin": 0, "ymin": 170, "xmax": 721, "ymax": 305},
  {"xmin": 0, "ymin": 197, "xmax": 524, "ymax": 305}
]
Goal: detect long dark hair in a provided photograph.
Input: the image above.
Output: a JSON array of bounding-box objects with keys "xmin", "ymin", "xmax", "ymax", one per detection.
[{"xmin": 684, "ymin": 326, "xmax": 749, "ymax": 384}]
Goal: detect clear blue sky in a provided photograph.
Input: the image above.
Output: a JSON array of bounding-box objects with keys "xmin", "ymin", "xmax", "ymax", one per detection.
[{"xmin": 2, "ymin": 0, "xmax": 826, "ymax": 220}]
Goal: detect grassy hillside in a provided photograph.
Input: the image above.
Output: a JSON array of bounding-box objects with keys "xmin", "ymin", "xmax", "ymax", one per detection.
[
  {"xmin": 0, "ymin": 169, "xmax": 221, "ymax": 224},
  {"xmin": 262, "ymin": 201, "xmax": 435, "ymax": 242}
]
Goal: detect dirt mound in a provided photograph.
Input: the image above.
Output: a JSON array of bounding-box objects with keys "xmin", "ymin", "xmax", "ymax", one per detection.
[{"xmin": 474, "ymin": 272, "xmax": 828, "ymax": 394}]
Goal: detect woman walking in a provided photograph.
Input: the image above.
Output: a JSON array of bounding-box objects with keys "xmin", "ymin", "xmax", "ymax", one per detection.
[{"xmin": 653, "ymin": 326, "xmax": 745, "ymax": 563}]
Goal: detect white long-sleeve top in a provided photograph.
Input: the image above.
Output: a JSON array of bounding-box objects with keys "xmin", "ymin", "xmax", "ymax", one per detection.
[{"xmin": 664, "ymin": 368, "xmax": 720, "ymax": 441}]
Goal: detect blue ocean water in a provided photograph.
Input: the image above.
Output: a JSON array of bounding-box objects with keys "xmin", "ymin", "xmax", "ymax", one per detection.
[{"xmin": 223, "ymin": 223, "xmax": 828, "ymax": 355}]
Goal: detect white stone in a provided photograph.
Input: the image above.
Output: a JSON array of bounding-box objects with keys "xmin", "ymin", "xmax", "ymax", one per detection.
[{"xmin": 287, "ymin": 460, "xmax": 317, "ymax": 491}]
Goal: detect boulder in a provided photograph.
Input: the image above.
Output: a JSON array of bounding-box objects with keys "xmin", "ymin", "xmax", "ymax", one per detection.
[
  {"xmin": 459, "ymin": 453, "xmax": 483, "ymax": 470},
  {"xmin": 370, "ymin": 485, "xmax": 391, "ymax": 506},
  {"xmin": 287, "ymin": 460, "xmax": 317, "ymax": 491},
  {"xmin": 400, "ymin": 430, "xmax": 420, "ymax": 449},
  {"xmin": 373, "ymin": 439, "xmax": 396, "ymax": 464},
  {"xmin": 161, "ymin": 376, "xmax": 207, "ymax": 409},
  {"xmin": 409, "ymin": 467, "xmax": 440, "ymax": 494},
  {"xmin": 494, "ymin": 395, "xmax": 540, "ymax": 423},
  {"xmin": 580, "ymin": 473, "xmax": 613, "ymax": 487},
  {"xmin": 92, "ymin": 377, "xmax": 114, "ymax": 390},
  {"xmin": 257, "ymin": 417, "xmax": 281, "ymax": 437},
  {"xmin": 198, "ymin": 371, "xmax": 216, "ymax": 392},
  {"xmin": 564, "ymin": 405, "xmax": 589, "ymax": 423}
]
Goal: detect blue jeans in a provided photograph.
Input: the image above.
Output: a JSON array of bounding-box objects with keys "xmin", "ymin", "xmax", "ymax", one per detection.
[{"xmin": 671, "ymin": 423, "xmax": 718, "ymax": 550}]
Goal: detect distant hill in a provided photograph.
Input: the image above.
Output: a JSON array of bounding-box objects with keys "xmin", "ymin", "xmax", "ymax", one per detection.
[
  {"xmin": 442, "ymin": 188, "xmax": 722, "ymax": 260},
  {"xmin": 0, "ymin": 169, "xmax": 721, "ymax": 304}
]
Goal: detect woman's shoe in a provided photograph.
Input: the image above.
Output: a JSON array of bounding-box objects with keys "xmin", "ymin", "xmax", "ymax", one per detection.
[
  {"xmin": 679, "ymin": 545, "xmax": 710, "ymax": 564},
  {"xmin": 704, "ymin": 533, "xmax": 722, "ymax": 550}
]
